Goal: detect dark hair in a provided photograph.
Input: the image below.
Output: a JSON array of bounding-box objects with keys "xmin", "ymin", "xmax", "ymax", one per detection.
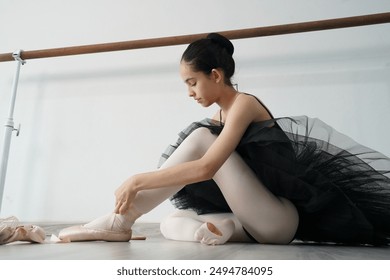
[{"xmin": 181, "ymin": 33, "xmax": 235, "ymax": 86}]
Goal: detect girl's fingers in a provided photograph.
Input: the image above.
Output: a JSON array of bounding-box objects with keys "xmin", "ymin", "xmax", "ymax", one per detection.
[{"xmin": 119, "ymin": 200, "xmax": 130, "ymax": 215}]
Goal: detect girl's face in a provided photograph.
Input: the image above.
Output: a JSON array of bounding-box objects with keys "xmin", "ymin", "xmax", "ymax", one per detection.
[{"xmin": 180, "ymin": 61, "xmax": 221, "ymax": 107}]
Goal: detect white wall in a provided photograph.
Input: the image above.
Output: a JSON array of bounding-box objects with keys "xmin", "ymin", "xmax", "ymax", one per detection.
[{"xmin": 0, "ymin": 0, "xmax": 389, "ymax": 223}]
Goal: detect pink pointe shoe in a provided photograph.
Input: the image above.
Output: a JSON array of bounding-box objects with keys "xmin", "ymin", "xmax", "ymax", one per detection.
[
  {"xmin": 58, "ymin": 213, "xmax": 133, "ymax": 242},
  {"xmin": 58, "ymin": 225, "xmax": 132, "ymax": 242},
  {"xmin": 0, "ymin": 216, "xmax": 46, "ymax": 245}
]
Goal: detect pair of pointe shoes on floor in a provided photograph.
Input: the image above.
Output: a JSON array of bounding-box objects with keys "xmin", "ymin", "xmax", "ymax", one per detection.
[{"xmin": 0, "ymin": 216, "xmax": 46, "ymax": 245}]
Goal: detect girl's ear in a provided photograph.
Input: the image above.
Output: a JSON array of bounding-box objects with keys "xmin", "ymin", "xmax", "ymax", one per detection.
[{"xmin": 211, "ymin": 68, "xmax": 223, "ymax": 84}]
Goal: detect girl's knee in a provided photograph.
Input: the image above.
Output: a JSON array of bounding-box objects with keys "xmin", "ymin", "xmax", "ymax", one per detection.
[
  {"xmin": 187, "ymin": 127, "xmax": 216, "ymax": 147},
  {"xmin": 174, "ymin": 128, "xmax": 215, "ymax": 159}
]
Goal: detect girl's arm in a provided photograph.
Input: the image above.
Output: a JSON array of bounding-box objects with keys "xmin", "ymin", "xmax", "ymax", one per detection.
[{"xmin": 115, "ymin": 95, "xmax": 263, "ymax": 214}]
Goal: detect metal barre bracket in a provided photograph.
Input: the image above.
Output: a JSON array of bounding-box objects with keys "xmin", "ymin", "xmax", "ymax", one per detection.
[
  {"xmin": 12, "ymin": 50, "xmax": 26, "ymax": 65},
  {"xmin": 4, "ymin": 123, "xmax": 21, "ymax": 137}
]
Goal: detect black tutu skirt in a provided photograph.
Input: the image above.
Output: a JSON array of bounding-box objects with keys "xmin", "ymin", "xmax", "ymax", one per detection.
[{"xmin": 158, "ymin": 116, "xmax": 390, "ymax": 246}]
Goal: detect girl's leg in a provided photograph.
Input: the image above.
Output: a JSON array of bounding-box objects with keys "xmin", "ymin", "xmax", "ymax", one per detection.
[
  {"xmin": 160, "ymin": 210, "xmax": 253, "ymax": 244},
  {"xmin": 212, "ymin": 151, "xmax": 299, "ymax": 244}
]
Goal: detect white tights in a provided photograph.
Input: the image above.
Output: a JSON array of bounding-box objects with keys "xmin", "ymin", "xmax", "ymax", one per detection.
[{"xmin": 87, "ymin": 127, "xmax": 299, "ymax": 244}]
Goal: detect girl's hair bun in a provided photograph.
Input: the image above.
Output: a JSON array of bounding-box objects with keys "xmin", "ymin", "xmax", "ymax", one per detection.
[
  {"xmin": 206, "ymin": 33, "xmax": 234, "ymax": 56},
  {"xmin": 181, "ymin": 32, "xmax": 236, "ymax": 86}
]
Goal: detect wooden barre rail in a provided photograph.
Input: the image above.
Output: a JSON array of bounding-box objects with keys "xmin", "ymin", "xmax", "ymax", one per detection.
[{"xmin": 1, "ymin": 12, "xmax": 390, "ymax": 62}]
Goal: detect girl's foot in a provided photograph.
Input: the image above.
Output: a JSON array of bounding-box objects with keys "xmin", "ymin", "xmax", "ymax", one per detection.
[
  {"xmin": 0, "ymin": 216, "xmax": 46, "ymax": 245},
  {"xmin": 194, "ymin": 219, "xmax": 235, "ymax": 245}
]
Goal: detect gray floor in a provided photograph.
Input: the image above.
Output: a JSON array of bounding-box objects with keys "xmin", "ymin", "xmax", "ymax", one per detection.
[{"xmin": 1, "ymin": 223, "xmax": 389, "ymax": 260}]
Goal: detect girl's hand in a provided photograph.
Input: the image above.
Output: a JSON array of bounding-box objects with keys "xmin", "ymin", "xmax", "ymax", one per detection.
[{"xmin": 114, "ymin": 176, "xmax": 138, "ymax": 214}]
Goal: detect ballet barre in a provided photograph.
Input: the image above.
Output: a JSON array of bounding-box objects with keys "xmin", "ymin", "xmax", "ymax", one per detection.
[
  {"xmin": 0, "ymin": 12, "xmax": 390, "ymax": 62},
  {"xmin": 0, "ymin": 12, "xmax": 390, "ymax": 212}
]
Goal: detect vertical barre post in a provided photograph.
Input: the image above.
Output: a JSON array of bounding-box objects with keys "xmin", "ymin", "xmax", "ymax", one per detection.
[{"xmin": 0, "ymin": 50, "xmax": 24, "ymax": 213}]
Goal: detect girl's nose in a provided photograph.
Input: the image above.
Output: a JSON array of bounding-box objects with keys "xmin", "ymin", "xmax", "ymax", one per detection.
[{"xmin": 188, "ymin": 89, "xmax": 195, "ymax": 97}]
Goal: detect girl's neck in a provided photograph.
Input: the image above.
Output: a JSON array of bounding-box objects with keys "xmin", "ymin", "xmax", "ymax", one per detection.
[
  {"xmin": 216, "ymin": 86, "xmax": 239, "ymax": 111},
  {"xmin": 216, "ymin": 86, "xmax": 240, "ymax": 123}
]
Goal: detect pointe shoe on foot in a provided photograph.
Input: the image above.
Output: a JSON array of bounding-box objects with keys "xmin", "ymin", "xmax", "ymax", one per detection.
[
  {"xmin": 58, "ymin": 213, "xmax": 132, "ymax": 242},
  {"xmin": 0, "ymin": 216, "xmax": 46, "ymax": 245},
  {"xmin": 58, "ymin": 225, "xmax": 132, "ymax": 242}
]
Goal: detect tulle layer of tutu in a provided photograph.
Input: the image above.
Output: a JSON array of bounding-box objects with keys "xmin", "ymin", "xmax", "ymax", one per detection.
[{"xmin": 158, "ymin": 116, "xmax": 390, "ymax": 246}]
